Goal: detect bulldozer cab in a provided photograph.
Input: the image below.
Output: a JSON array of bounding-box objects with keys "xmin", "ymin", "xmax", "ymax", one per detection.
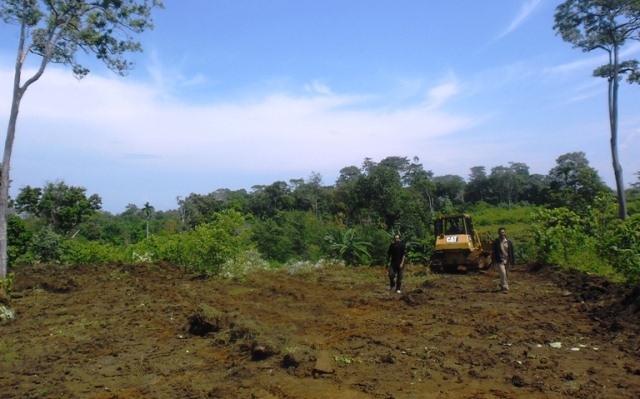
[{"xmin": 434, "ymin": 214, "xmax": 477, "ymax": 242}]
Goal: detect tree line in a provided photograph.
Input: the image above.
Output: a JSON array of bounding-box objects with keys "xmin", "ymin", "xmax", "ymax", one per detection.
[{"xmin": 6, "ymin": 152, "xmax": 640, "ymax": 282}]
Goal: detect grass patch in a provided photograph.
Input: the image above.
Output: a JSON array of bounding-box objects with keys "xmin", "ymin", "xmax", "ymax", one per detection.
[{"xmin": 0, "ymin": 338, "xmax": 20, "ymax": 363}]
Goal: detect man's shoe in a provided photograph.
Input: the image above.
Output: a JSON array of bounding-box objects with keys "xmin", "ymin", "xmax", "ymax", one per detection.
[{"xmin": 396, "ymin": 290, "xmax": 401, "ymax": 294}]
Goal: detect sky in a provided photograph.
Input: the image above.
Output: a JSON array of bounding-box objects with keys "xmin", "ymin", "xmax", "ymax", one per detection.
[{"xmin": 0, "ymin": 0, "xmax": 639, "ymax": 214}]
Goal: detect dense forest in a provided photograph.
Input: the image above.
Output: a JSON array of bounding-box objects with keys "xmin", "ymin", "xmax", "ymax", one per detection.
[{"xmin": 5, "ymin": 152, "xmax": 640, "ymax": 283}]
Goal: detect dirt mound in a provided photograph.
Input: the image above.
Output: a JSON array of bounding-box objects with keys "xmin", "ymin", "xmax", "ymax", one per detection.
[
  {"xmin": 528, "ymin": 263, "xmax": 640, "ymax": 329},
  {"xmin": 1, "ymin": 262, "xmax": 640, "ymax": 398}
]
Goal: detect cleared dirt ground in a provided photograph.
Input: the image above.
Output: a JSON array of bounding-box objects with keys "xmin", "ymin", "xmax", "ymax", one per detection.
[{"xmin": 1, "ymin": 262, "xmax": 640, "ymax": 399}]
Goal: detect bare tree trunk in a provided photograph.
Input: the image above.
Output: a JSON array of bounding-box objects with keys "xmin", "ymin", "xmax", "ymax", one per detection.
[
  {"xmin": 1, "ymin": 19, "xmax": 49, "ymax": 278},
  {"xmin": 0, "ymin": 22, "xmax": 29, "ymax": 279},
  {"xmin": 0, "ymin": 89, "xmax": 26, "ymax": 279},
  {"xmin": 609, "ymin": 45, "xmax": 628, "ymax": 220}
]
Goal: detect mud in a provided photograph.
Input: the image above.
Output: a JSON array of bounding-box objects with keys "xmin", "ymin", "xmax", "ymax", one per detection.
[{"xmin": 1, "ymin": 262, "xmax": 639, "ymax": 398}]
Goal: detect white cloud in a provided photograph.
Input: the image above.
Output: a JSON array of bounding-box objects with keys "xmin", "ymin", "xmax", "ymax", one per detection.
[
  {"xmin": 545, "ymin": 54, "xmax": 607, "ymax": 75},
  {"xmin": 304, "ymin": 80, "xmax": 333, "ymax": 96},
  {"xmin": 1, "ymin": 64, "xmax": 483, "ymax": 209},
  {"xmin": 496, "ymin": 0, "xmax": 543, "ymax": 40},
  {"xmin": 426, "ymin": 77, "xmax": 459, "ymax": 109}
]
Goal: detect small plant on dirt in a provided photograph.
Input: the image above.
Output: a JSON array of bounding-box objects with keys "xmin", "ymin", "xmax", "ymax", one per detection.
[
  {"xmin": 109, "ymin": 269, "xmax": 131, "ymax": 280},
  {"xmin": 284, "ymin": 259, "xmax": 335, "ymax": 275},
  {"xmin": 131, "ymin": 251, "xmax": 153, "ymax": 262},
  {"xmin": 334, "ymin": 355, "xmax": 360, "ymax": 364},
  {"xmin": 0, "ymin": 272, "xmax": 15, "ymax": 294},
  {"xmin": 219, "ymin": 249, "xmax": 272, "ymax": 281},
  {"xmin": 0, "ymin": 304, "xmax": 15, "ymax": 323}
]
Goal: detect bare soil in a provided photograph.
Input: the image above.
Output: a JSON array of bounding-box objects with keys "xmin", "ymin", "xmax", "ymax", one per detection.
[{"xmin": 1, "ymin": 262, "xmax": 640, "ymax": 399}]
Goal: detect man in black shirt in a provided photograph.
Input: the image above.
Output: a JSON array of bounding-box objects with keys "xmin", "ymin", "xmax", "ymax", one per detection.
[
  {"xmin": 387, "ymin": 234, "xmax": 407, "ymax": 294},
  {"xmin": 491, "ymin": 227, "xmax": 515, "ymax": 293}
]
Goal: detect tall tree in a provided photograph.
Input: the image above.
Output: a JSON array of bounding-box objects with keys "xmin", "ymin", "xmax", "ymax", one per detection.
[
  {"xmin": 554, "ymin": 0, "xmax": 640, "ymax": 219},
  {"xmin": 466, "ymin": 166, "xmax": 489, "ymax": 203},
  {"xmin": 291, "ymin": 172, "xmax": 325, "ymax": 217},
  {"xmin": 547, "ymin": 152, "xmax": 611, "ymax": 214},
  {"xmin": 433, "ymin": 174, "xmax": 466, "ymax": 205},
  {"xmin": 142, "ymin": 201, "xmax": 154, "ymax": 239},
  {"xmin": 489, "ymin": 162, "xmax": 531, "ymax": 206},
  {"xmin": 14, "ymin": 181, "xmax": 102, "ymax": 235},
  {"xmin": 0, "ymin": 0, "xmax": 163, "ymax": 278},
  {"xmin": 250, "ymin": 181, "xmax": 293, "ymax": 218}
]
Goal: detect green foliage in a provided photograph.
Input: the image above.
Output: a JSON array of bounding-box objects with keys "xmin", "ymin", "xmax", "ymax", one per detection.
[
  {"xmin": 532, "ymin": 207, "xmax": 627, "ymax": 278},
  {"xmin": 355, "ymin": 227, "xmax": 392, "ymax": 265},
  {"xmin": 0, "ymin": 272, "xmax": 15, "ymax": 294},
  {"xmin": 8, "ymin": 153, "xmax": 639, "ymax": 283},
  {"xmin": 29, "ymin": 226, "xmax": 64, "ymax": 264},
  {"xmin": 324, "ymin": 228, "xmax": 372, "ymax": 266},
  {"xmin": 546, "ymin": 152, "xmax": 610, "ymax": 216},
  {"xmin": 218, "ymin": 249, "xmax": 274, "ymax": 281},
  {"xmin": 128, "ymin": 209, "xmax": 252, "ymax": 275},
  {"xmin": 602, "ymin": 214, "xmax": 640, "ymax": 282},
  {"xmin": 406, "ymin": 234, "xmax": 433, "ymax": 265},
  {"xmin": 76, "ymin": 211, "xmax": 146, "ymax": 245},
  {"xmin": 433, "ymin": 175, "xmax": 466, "ymax": 205},
  {"xmin": 14, "ymin": 181, "xmax": 102, "ymax": 235},
  {"xmin": 252, "ymin": 211, "xmax": 327, "ymax": 263},
  {"xmin": 7, "ymin": 214, "xmax": 32, "ymax": 268},
  {"xmin": 60, "ymin": 239, "xmax": 124, "ymax": 265},
  {"xmin": 487, "ymin": 162, "xmax": 531, "ymax": 205},
  {"xmin": 250, "ymin": 181, "xmax": 294, "ymax": 218},
  {"xmin": 532, "ymin": 208, "xmax": 603, "ymax": 273},
  {"xmin": 252, "ymin": 217, "xmax": 294, "ymax": 263},
  {"xmin": 333, "ymin": 158, "xmax": 409, "ymax": 229},
  {"xmin": 1, "ymin": 0, "xmax": 164, "ymax": 77},
  {"xmin": 14, "ymin": 228, "xmax": 125, "ymax": 267}
]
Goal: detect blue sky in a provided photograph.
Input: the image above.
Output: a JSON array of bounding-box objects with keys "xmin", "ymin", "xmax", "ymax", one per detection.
[{"xmin": 1, "ymin": 0, "xmax": 639, "ymax": 213}]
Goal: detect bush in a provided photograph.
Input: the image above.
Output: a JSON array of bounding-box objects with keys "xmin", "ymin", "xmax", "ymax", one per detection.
[
  {"xmin": 252, "ymin": 211, "xmax": 328, "ymax": 263},
  {"xmin": 532, "ymin": 208, "xmax": 604, "ymax": 273},
  {"xmin": 218, "ymin": 249, "xmax": 274, "ymax": 281},
  {"xmin": 532, "ymin": 207, "xmax": 633, "ymax": 279},
  {"xmin": 127, "ymin": 209, "xmax": 253, "ymax": 275},
  {"xmin": 29, "ymin": 227, "xmax": 64, "ymax": 263},
  {"xmin": 60, "ymin": 239, "xmax": 125, "ymax": 265},
  {"xmin": 604, "ymin": 214, "xmax": 640, "ymax": 282},
  {"xmin": 7, "ymin": 215, "xmax": 32, "ymax": 268},
  {"xmin": 324, "ymin": 228, "xmax": 372, "ymax": 266}
]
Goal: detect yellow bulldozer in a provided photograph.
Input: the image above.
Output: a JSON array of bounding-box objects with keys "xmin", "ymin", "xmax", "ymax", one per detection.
[{"xmin": 429, "ymin": 213, "xmax": 492, "ymax": 273}]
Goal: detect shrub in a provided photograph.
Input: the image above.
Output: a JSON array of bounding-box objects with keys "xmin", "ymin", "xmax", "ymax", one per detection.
[
  {"xmin": 252, "ymin": 211, "xmax": 328, "ymax": 263},
  {"xmin": 532, "ymin": 208, "xmax": 602, "ymax": 272},
  {"xmin": 219, "ymin": 249, "xmax": 273, "ymax": 281},
  {"xmin": 324, "ymin": 228, "xmax": 372, "ymax": 266},
  {"xmin": 60, "ymin": 239, "xmax": 125, "ymax": 265},
  {"xmin": 127, "ymin": 209, "xmax": 253, "ymax": 275},
  {"xmin": 29, "ymin": 227, "xmax": 64, "ymax": 263},
  {"xmin": 604, "ymin": 214, "xmax": 640, "ymax": 282},
  {"xmin": 532, "ymin": 207, "xmax": 627, "ymax": 278},
  {"xmin": 7, "ymin": 215, "xmax": 32, "ymax": 268}
]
